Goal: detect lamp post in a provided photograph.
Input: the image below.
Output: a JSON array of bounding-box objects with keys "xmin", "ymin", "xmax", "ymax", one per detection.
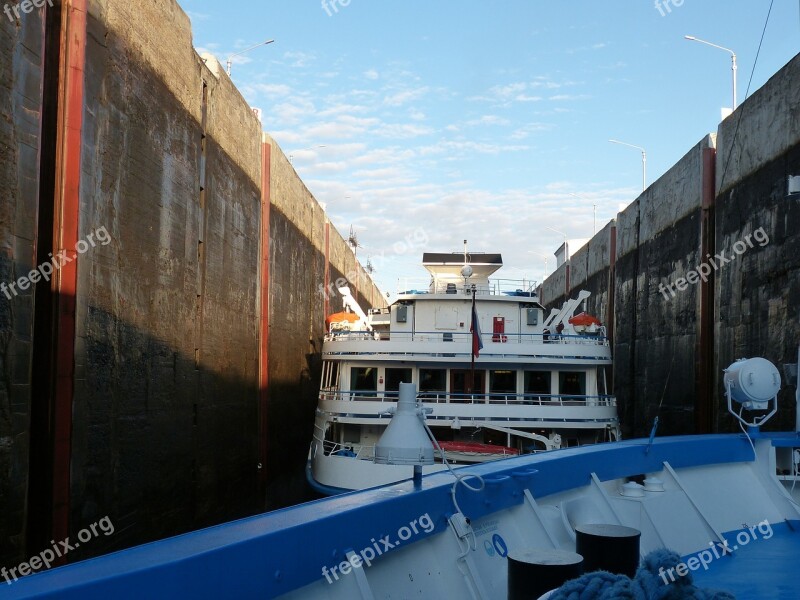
[
  {"xmin": 226, "ymin": 39, "xmax": 275, "ymax": 77},
  {"xmin": 289, "ymin": 145, "xmax": 327, "ymax": 165},
  {"xmin": 609, "ymin": 139, "xmax": 647, "ymax": 192},
  {"xmin": 545, "ymin": 227, "xmax": 569, "ymax": 263},
  {"xmin": 685, "ymin": 35, "xmax": 737, "ymax": 111},
  {"xmin": 569, "ymin": 192, "xmax": 597, "ymax": 236},
  {"xmin": 528, "ymin": 251, "xmax": 550, "ymax": 282}
]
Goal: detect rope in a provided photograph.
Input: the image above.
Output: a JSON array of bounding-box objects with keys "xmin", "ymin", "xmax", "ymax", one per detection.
[{"xmin": 547, "ymin": 549, "xmax": 736, "ymax": 600}]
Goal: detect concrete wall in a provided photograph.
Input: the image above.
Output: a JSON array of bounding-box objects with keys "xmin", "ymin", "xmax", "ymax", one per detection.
[
  {"xmin": 265, "ymin": 133, "xmax": 383, "ymax": 508},
  {"xmin": 613, "ymin": 137, "xmax": 714, "ymax": 437},
  {"xmin": 541, "ymin": 53, "xmax": 800, "ymax": 439},
  {"xmin": 0, "ymin": 5, "xmax": 46, "ymax": 567},
  {"xmin": 714, "ymin": 54, "xmax": 800, "ymax": 432},
  {"xmin": 68, "ymin": 0, "xmax": 264, "ymax": 556},
  {"xmin": 0, "ymin": 0, "xmax": 383, "ymax": 568}
]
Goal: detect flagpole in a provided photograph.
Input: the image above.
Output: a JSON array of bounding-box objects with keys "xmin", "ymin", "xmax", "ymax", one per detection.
[{"xmin": 470, "ymin": 285, "xmax": 476, "ymax": 397}]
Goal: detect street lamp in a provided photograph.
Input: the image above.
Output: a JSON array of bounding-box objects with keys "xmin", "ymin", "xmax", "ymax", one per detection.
[
  {"xmin": 545, "ymin": 226, "xmax": 569, "ymax": 263},
  {"xmin": 289, "ymin": 145, "xmax": 327, "ymax": 165},
  {"xmin": 609, "ymin": 139, "xmax": 647, "ymax": 192},
  {"xmin": 685, "ymin": 36, "xmax": 737, "ymax": 111},
  {"xmin": 569, "ymin": 192, "xmax": 597, "ymax": 236},
  {"xmin": 528, "ymin": 251, "xmax": 550, "ymax": 281},
  {"xmin": 226, "ymin": 39, "xmax": 275, "ymax": 77}
]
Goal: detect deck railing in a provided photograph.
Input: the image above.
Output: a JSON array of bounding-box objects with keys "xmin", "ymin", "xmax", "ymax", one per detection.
[
  {"xmin": 326, "ymin": 330, "xmax": 609, "ymax": 346},
  {"xmin": 397, "ymin": 278, "xmax": 538, "ymax": 297},
  {"xmin": 319, "ymin": 389, "xmax": 616, "ymax": 407}
]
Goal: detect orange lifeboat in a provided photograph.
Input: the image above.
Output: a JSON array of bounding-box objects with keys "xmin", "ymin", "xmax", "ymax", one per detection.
[
  {"xmin": 568, "ymin": 312, "xmax": 602, "ymax": 327},
  {"xmin": 326, "ymin": 312, "xmax": 360, "ymax": 332}
]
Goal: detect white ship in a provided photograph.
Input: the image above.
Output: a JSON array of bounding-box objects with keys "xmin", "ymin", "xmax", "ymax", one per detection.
[{"xmin": 307, "ymin": 250, "xmax": 621, "ymax": 494}]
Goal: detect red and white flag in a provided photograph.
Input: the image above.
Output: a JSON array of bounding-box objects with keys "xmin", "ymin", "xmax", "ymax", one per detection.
[{"xmin": 470, "ymin": 301, "xmax": 483, "ymax": 358}]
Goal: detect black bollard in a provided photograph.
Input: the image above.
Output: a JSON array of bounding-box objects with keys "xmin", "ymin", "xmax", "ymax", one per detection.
[
  {"xmin": 575, "ymin": 524, "xmax": 641, "ymax": 578},
  {"xmin": 507, "ymin": 549, "xmax": 584, "ymax": 600}
]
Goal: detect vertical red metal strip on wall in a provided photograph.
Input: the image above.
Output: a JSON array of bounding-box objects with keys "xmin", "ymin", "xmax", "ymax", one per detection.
[
  {"xmin": 324, "ymin": 220, "xmax": 330, "ymax": 317},
  {"xmin": 696, "ymin": 146, "xmax": 717, "ymax": 433},
  {"xmin": 607, "ymin": 223, "xmax": 617, "ymax": 345},
  {"xmin": 258, "ymin": 136, "xmax": 271, "ymax": 503},
  {"xmin": 607, "ymin": 223, "xmax": 617, "ymax": 394},
  {"xmin": 51, "ymin": 0, "xmax": 87, "ymax": 545},
  {"xmin": 565, "ymin": 264, "xmax": 571, "ymax": 298}
]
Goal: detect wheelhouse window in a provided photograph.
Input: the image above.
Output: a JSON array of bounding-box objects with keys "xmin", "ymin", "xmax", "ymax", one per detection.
[
  {"xmin": 351, "ymin": 367, "xmax": 377, "ymax": 397},
  {"xmin": 385, "ymin": 368, "xmax": 413, "ymax": 394},
  {"xmin": 559, "ymin": 371, "xmax": 586, "ymax": 397}
]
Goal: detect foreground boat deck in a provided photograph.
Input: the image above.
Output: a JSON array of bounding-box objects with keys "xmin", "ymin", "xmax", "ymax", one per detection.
[
  {"xmin": 690, "ymin": 521, "xmax": 800, "ymax": 598},
  {"xmin": 6, "ymin": 433, "xmax": 800, "ymax": 599}
]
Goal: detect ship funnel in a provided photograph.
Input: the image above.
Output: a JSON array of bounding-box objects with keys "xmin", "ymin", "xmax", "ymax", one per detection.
[{"xmin": 374, "ymin": 383, "xmax": 434, "ymax": 467}]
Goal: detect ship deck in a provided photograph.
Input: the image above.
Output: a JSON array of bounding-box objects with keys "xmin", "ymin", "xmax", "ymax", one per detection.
[
  {"xmin": 7, "ymin": 433, "xmax": 800, "ymax": 598},
  {"xmin": 691, "ymin": 520, "xmax": 800, "ymax": 598}
]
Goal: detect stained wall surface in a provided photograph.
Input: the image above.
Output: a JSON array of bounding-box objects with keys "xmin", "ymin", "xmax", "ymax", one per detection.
[{"xmin": 0, "ymin": 0, "xmax": 383, "ymax": 567}]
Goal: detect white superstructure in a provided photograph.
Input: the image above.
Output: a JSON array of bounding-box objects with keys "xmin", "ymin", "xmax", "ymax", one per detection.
[{"xmin": 308, "ymin": 251, "xmax": 621, "ymax": 493}]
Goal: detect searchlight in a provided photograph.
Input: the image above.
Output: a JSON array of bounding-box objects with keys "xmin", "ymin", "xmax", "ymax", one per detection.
[{"xmin": 724, "ymin": 357, "xmax": 781, "ymax": 428}]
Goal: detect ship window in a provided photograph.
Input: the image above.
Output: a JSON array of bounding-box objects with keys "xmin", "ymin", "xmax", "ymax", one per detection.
[
  {"xmin": 385, "ymin": 368, "xmax": 413, "ymax": 393},
  {"xmin": 419, "ymin": 369, "xmax": 446, "ymax": 399},
  {"xmin": 351, "ymin": 367, "xmax": 377, "ymax": 393},
  {"xmin": 490, "ymin": 370, "xmax": 516, "ymax": 394},
  {"xmin": 342, "ymin": 424, "xmax": 360, "ymax": 444},
  {"xmin": 524, "ymin": 371, "xmax": 551, "ymax": 394},
  {"xmin": 559, "ymin": 372, "xmax": 586, "ymax": 397},
  {"xmin": 450, "ymin": 370, "xmax": 485, "ymax": 398},
  {"xmin": 322, "ymin": 362, "xmax": 340, "ymax": 390}
]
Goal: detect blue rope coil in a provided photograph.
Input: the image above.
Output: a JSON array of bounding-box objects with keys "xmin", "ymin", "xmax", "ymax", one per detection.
[{"xmin": 548, "ymin": 549, "xmax": 736, "ymax": 600}]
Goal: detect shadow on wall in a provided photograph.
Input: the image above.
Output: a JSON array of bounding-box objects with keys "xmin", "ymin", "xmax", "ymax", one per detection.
[
  {"xmin": 0, "ymin": 277, "xmax": 264, "ymax": 567},
  {"xmin": 0, "ymin": 199, "xmax": 269, "ymax": 561}
]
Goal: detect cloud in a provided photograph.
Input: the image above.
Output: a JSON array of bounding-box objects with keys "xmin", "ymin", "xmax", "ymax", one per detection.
[
  {"xmin": 509, "ymin": 122, "xmax": 553, "ymax": 140},
  {"xmin": 466, "ymin": 115, "xmax": 511, "ymax": 126},
  {"xmin": 419, "ymin": 140, "xmax": 528, "ymax": 156},
  {"xmin": 270, "ymin": 98, "xmax": 318, "ymax": 125},
  {"xmin": 282, "ymin": 51, "xmax": 316, "ymax": 68},
  {"xmin": 470, "ymin": 78, "xmax": 581, "ymax": 105},
  {"xmin": 549, "ymin": 94, "xmax": 590, "ymax": 101},
  {"xmin": 254, "ymin": 83, "xmax": 293, "ymax": 97},
  {"xmin": 383, "ymin": 87, "xmax": 429, "ymax": 106},
  {"xmin": 374, "ymin": 123, "xmax": 434, "ymax": 139}
]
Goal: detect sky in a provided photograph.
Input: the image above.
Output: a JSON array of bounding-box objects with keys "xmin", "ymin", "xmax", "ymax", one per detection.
[{"xmin": 180, "ymin": 0, "xmax": 799, "ymax": 299}]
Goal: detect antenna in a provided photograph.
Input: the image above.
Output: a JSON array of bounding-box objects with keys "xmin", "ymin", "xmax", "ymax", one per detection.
[{"xmin": 347, "ymin": 225, "xmax": 361, "ymax": 257}]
